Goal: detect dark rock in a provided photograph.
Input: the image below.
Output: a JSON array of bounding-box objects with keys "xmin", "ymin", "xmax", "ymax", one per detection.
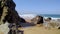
[
  {"xmin": 58, "ymin": 27, "xmax": 60, "ymax": 29},
  {"xmin": 0, "ymin": 1, "xmax": 3, "ymax": 20},
  {"xmin": 0, "ymin": 0, "xmax": 26, "ymax": 34},
  {"xmin": 47, "ymin": 17, "xmax": 51, "ymax": 20},
  {"xmin": 0, "ymin": 0, "xmax": 26, "ymax": 24},
  {"xmin": 0, "ymin": 7, "xmax": 3, "ymax": 20},
  {"xmin": 20, "ymin": 17, "xmax": 26, "ymax": 23},
  {"xmin": 8, "ymin": 29, "xmax": 24, "ymax": 34},
  {"xmin": 45, "ymin": 17, "xmax": 52, "ymax": 21},
  {"xmin": 31, "ymin": 15, "xmax": 44, "ymax": 24}
]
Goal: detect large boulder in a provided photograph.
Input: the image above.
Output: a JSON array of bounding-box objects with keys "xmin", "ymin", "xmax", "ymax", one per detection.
[
  {"xmin": 0, "ymin": 0, "xmax": 26, "ymax": 24},
  {"xmin": 0, "ymin": 0, "xmax": 26, "ymax": 34},
  {"xmin": 31, "ymin": 15, "xmax": 44, "ymax": 24}
]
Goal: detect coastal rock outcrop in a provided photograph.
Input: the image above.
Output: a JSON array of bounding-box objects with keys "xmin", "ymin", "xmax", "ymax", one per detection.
[
  {"xmin": 31, "ymin": 15, "xmax": 44, "ymax": 24},
  {"xmin": 0, "ymin": 0, "xmax": 26, "ymax": 25},
  {"xmin": 0, "ymin": 0, "xmax": 26, "ymax": 34}
]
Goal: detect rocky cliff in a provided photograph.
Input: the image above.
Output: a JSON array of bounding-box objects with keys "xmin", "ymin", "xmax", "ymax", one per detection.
[{"xmin": 0, "ymin": 0, "xmax": 26, "ymax": 25}]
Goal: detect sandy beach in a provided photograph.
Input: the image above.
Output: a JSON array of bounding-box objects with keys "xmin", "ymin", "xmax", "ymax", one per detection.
[
  {"xmin": 18, "ymin": 17, "xmax": 60, "ymax": 34},
  {"xmin": 0, "ymin": 0, "xmax": 60, "ymax": 34},
  {"xmin": 0, "ymin": 14, "xmax": 60, "ymax": 34},
  {"xmin": 18, "ymin": 25, "xmax": 60, "ymax": 34}
]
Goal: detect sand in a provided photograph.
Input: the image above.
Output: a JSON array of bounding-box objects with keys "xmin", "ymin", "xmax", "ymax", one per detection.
[
  {"xmin": 18, "ymin": 25, "xmax": 60, "ymax": 34},
  {"xmin": 18, "ymin": 18, "xmax": 60, "ymax": 34}
]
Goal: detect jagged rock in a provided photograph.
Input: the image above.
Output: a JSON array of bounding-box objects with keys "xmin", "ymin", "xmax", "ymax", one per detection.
[
  {"xmin": 0, "ymin": 0, "xmax": 26, "ymax": 34},
  {"xmin": 45, "ymin": 17, "xmax": 52, "ymax": 21},
  {"xmin": 31, "ymin": 15, "xmax": 44, "ymax": 24},
  {"xmin": 0, "ymin": 0, "xmax": 26, "ymax": 24}
]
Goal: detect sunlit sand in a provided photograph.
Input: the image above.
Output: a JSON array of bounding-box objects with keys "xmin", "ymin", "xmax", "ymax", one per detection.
[
  {"xmin": 18, "ymin": 17, "xmax": 60, "ymax": 34},
  {"xmin": 18, "ymin": 25, "xmax": 60, "ymax": 34}
]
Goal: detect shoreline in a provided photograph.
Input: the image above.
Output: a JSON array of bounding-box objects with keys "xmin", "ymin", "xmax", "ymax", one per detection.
[
  {"xmin": 20, "ymin": 14, "xmax": 60, "ymax": 20},
  {"xmin": 44, "ymin": 17, "xmax": 60, "ymax": 19}
]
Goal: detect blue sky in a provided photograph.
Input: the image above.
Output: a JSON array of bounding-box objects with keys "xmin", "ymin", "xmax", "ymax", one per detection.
[{"xmin": 13, "ymin": 0, "xmax": 60, "ymax": 14}]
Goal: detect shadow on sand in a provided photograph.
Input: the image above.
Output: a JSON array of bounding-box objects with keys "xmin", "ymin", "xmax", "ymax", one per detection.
[
  {"xmin": 18, "ymin": 22, "xmax": 36, "ymax": 34},
  {"xmin": 19, "ymin": 22, "xmax": 36, "ymax": 28}
]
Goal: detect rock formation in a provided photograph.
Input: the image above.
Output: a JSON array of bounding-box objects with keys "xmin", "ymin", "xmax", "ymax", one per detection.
[
  {"xmin": 58, "ymin": 27, "xmax": 60, "ymax": 29},
  {"xmin": 44, "ymin": 17, "xmax": 51, "ymax": 21},
  {"xmin": 31, "ymin": 15, "xmax": 44, "ymax": 24},
  {"xmin": 0, "ymin": 0, "xmax": 26, "ymax": 34},
  {"xmin": 0, "ymin": 0, "xmax": 26, "ymax": 25}
]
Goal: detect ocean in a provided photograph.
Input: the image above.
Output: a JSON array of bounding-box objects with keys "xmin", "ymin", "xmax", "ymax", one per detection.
[
  {"xmin": 39, "ymin": 14, "xmax": 60, "ymax": 18},
  {"xmin": 20, "ymin": 14, "xmax": 60, "ymax": 19}
]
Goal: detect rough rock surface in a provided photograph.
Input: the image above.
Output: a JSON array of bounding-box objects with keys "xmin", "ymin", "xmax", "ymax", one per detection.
[
  {"xmin": 0, "ymin": 0, "xmax": 26, "ymax": 25},
  {"xmin": 0, "ymin": 0, "xmax": 26, "ymax": 34},
  {"xmin": 31, "ymin": 15, "xmax": 44, "ymax": 24}
]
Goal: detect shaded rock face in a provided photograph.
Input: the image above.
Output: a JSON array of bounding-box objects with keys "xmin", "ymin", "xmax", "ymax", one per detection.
[
  {"xmin": 58, "ymin": 27, "xmax": 60, "ymax": 29},
  {"xmin": 0, "ymin": 0, "xmax": 26, "ymax": 34},
  {"xmin": 0, "ymin": 0, "xmax": 26, "ymax": 25},
  {"xmin": 45, "ymin": 17, "xmax": 52, "ymax": 21},
  {"xmin": 0, "ymin": 1, "xmax": 3, "ymax": 20},
  {"xmin": 31, "ymin": 15, "xmax": 44, "ymax": 24},
  {"xmin": 20, "ymin": 17, "xmax": 26, "ymax": 23}
]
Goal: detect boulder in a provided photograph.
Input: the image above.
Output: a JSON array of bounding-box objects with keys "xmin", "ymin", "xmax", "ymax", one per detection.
[
  {"xmin": 31, "ymin": 15, "xmax": 44, "ymax": 24},
  {"xmin": 0, "ymin": 0, "xmax": 26, "ymax": 34},
  {"xmin": 0, "ymin": 0, "xmax": 26, "ymax": 24},
  {"xmin": 58, "ymin": 27, "xmax": 60, "ymax": 29}
]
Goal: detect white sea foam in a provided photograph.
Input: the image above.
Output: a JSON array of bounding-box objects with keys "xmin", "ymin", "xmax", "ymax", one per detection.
[
  {"xmin": 20, "ymin": 14, "xmax": 60, "ymax": 20},
  {"xmin": 20, "ymin": 14, "xmax": 37, "ymax": 19}
]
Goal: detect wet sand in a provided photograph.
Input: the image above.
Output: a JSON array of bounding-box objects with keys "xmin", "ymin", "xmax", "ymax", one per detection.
[{"xmin": 18, "ymin": 25, "xmax": 60, "ymax": 34}]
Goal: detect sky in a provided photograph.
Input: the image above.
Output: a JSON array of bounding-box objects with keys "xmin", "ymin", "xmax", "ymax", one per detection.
[{"xmin": 13, "ymin": 0, "xmax": 60, "ymax": 15}]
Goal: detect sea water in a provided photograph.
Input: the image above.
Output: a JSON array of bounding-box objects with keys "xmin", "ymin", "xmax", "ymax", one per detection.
[
  {"xmin": 39, "ymin": 14, "xmax": 60, "ymax": 18},
  {"xmin": 20, "ymin": 14, "xmax": 60, "ymax": 19}
]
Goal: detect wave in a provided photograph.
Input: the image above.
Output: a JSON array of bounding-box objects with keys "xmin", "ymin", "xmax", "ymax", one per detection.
[
  {"xmin": 20, "ymin": 14, "xmax": 37, "ymax": 19},
  {"xmin": 44, "ymin": 17, "xmax": 60, "ymax": 19},
  {"xmin": 19, "ymin": 14, "xmax": 60, "ymax": 20}
]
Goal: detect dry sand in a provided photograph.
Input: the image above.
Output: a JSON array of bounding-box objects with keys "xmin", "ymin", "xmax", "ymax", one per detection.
[
  {"xmin": 18, "ymin": 25, "xmax": 60, "ymax": 34},
  {"xmin": 18, "ymin": 18, "xmax": 60, "ymax": 34}
]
